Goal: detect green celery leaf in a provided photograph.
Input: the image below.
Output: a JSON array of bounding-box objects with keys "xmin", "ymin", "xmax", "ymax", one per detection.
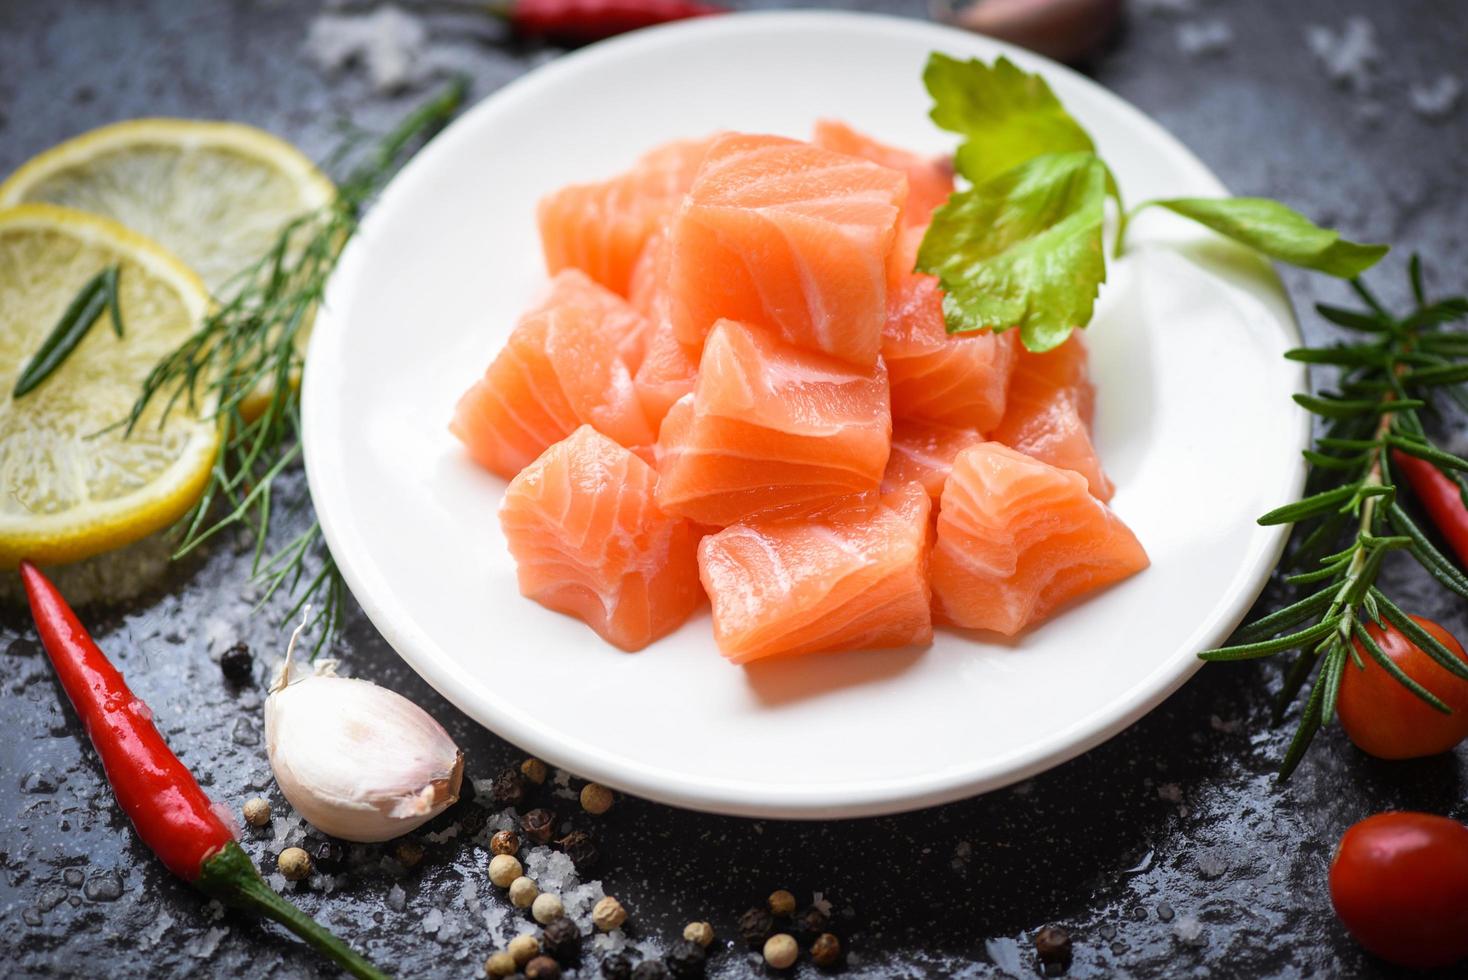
[
  {"xmin": 1140, "ymin": 197, "xmax": 1388, "ymax": 278},
  {"xmin": 917, "ymin": 151, "xmax": 1107, "ymax": 352},
  {"xmin": 924, "ymin": 52, "xmax": 1095, "ymax": 186}
]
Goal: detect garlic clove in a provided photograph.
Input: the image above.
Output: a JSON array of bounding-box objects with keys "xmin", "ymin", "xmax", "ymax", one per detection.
[{"xmin": 265, "ymin": 662, "xmax": 464, "ymax": 843}]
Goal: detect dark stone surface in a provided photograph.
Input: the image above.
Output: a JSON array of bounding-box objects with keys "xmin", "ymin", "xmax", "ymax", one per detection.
[{"xmin": 2, "ymin": 0, "xmax": 1466, "ymax": 977}]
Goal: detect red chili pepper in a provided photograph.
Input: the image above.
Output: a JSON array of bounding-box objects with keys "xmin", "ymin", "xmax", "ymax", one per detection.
[
  {"xmin": 494, "ymin": 0, "xmax": 727, "ymax": 45},
  {"xmin": 1391, "ymin": 450, "xmax": 1468, "ymax": 567},
  {"xmin": 19, "ymin": 561, "xmax": 388, "ymax": 980}
]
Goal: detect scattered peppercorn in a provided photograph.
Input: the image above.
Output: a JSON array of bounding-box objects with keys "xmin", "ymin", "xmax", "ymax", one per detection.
[
  {"xmin": 486, "ymin": 951, "xmax": 518, "ymax": 977},
  {"xmin": 602, "ymin": 952, "xmax": 634, "ymax": 980},
  {"xmin": 664, "ymin": 938, "xmax": 707, "ymax": 978},
  {"xmin": 219, "ymin": 641, "xmax": 253, "ymax": 684},
  {"xmin": 580, "ymin": 782, "xmax": 614, "ymax": 815},
  {"xmin": 508, "ymin": 934, "xmax": 541, "ymax": 967},
  {"xmin": 810, "ymin": 933, "xmax": 842, "ymax": 969},
  {"xmin": 310, "ymin": 839, "xmax": 345, "ymax": 873},
  {"xmin": 1034, "ymin": 924, "xmax": 1072, "ymax": 973},
  {"xmin": 494, "ymin": 767, "xmax": 528, "ymax": 806},
  {"xmin": 521, "ymin": 808, "xmax": 557, "ymax": 844},
  {"xmin": 763, "ymin": 933, "xmax": 798, "ymax": 969},
  {"xmin": 521, "ymin": 757, "xmax": 549, "ymax": 784},
  {"xmin": 541, "ymin": 915, "xmax": 581, "ymax": 961},
  {"xmin": 278, "ymin": 846, "xmax": 312, "ymax": 881},
  {"xmin": 631, "ymin": 962, "xmax": 670, "ymax": 980},
  {"xmin": 509, "ymin": 875, "xmax": 539, "ymax": 908},
  {"xmin": 489, "ymin": 853, "xmax": 523, "ymax": 887},
  {"xmin": 557, "ymin": 830, "xmax": 599, "ymax": 871},
  {"xmin": 394, "ymin": 840, "xmax": 425, "ymax": 869},
  {"xmin": 799, "ymin": 906, "xmax": 829, "ymax": 935},
  {"xmin": 768, "ymin": 889, "xmax": 797, "ymax": 917},
  {"xmin": 682, "ymin": 921, "xmax": 714, "ymax": 947},
  {"xmin": 491, "ymin": 829, "xmax": 521, "ymax": 856},
  {"xmin": 738, "ymin": 906, "xmax": 775, "ymax": 946},
  {"xmin": 242, "ymin": 797, "xmax": 271, "ymax": 828},
  {"xmin": 591, "ymin": 894, "xmax": 627, "ymax": 932},
  {"xmin": 532, "ymin": 891, "xmax": 565, "ymax": 924},
  {"xmin": 524, "ymin": 956, "xmax": 561, "ymax": 980}
]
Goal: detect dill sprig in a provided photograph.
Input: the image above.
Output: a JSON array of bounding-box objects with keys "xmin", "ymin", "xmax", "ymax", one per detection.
[
  {"xmin": 120, "ymin": 78, "xmax": 468, "ymax": 652},
  {"xmin": 1202, "ymin": 257, "xmax": 1468, "ymax": 778}
]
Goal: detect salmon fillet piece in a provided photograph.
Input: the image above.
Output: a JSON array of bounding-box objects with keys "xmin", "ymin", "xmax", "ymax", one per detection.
[
  {"xmin": 812, "ymin": 119, "xmax": 954, "ymax": 227},
  {"xmin": 654, "ymin": 319, "xmax": 892, "ymax": 527},
  {"xmin": 499, "ymin": 425, "xmax": 704, "ymax": 651},
  {"xmin": 990, "ymin": 334, "xmax": 1114, "ymax": 501},
  {"xmin": 667, "ymin": 133, "xmax": 907, "ymax": 367},
  {"xmin": 628, "ymin": 225, "xmax": 701, "ymax": 427},
  {"xmin": 882, "ymin": 420, "xmax": 986, "ymax": 501},
  {"xmin": 451, "ymin": 269, "xmax": 655, "ymax": 479},
  {"xmin": 931, "ymin": 442, "xmax": 1147, "ymax": 635},
  {"xmin": 538, "ymin": 135, "xmax": 718, "ymax": 296},
  {"xmin": 698, "ymin": 483, "xmax": 934, "ymax": 663}
]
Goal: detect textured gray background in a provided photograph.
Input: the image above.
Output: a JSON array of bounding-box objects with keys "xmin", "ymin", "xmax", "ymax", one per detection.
[{"xmin": 2, "ymin": 0, "xmax": 1467, "ymax": 977}]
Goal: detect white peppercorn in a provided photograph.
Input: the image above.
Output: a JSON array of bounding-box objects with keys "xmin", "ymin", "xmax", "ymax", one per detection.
[
  {"xmin": 592, "ymin": 895, "xmax": 627, "ymax": 931},
  {"xmin": 509, "ymin": 875, "xmax": 539, "ymax": 909},
  {"xmin": 532, "ymin": 891, "xmax": 565, "ymax": 924},
  {"xmin": 488, "ymin": 853, "xmax": 522, "ymax": 888}
]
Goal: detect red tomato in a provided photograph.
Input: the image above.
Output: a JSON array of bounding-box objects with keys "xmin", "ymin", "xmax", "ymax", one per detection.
[
  {"xmin": 1339, "ymin": 615, "xmax": 1468, "ymax": 759},
  {"xmin": 1329, "ymin": 812, "xmax": 1468, "ymax": 969}
]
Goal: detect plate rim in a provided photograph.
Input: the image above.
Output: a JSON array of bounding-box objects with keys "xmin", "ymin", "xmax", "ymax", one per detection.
[{"xmin": 303, "ymin": 9, "xmax": 1308, "ymax": 819}]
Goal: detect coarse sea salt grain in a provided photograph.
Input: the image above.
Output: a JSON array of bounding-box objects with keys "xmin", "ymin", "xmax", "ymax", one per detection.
[
  {"xmin": 303, "ymin": 5, "xmax": 429, "ymax": 94},
  {"xmin": 593, "ymin": 930, "xmax": 630, "ymax": 955},
  {"xmin": 188, "ymin": 926, "xmax": 229, "ymax": 959},
  {"xmin": 387, "ymin": 884, "xmax": 407, "ymax": 911},
  {"xmin": 1177, "ymin": 19, "xmax": 1233, "ymax": 57},
  {"xmin": 1305, "ymin": 16, "xmax": 1379, "ymax": 94},
  {"xmin": 1173, "ymin": 915, "xmax": 1206, "ymax": 946},
  {"xmin": 422, "ymin": 907, "xmax": 444, "ymax": 934},
  {"xmin": 1410, "ymin": 75, "xmax": 1463, "ymax": 120}
]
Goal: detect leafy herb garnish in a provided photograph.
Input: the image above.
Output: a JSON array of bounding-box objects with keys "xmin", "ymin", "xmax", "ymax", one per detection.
[
  {"xmin": 119, "ymin": 78, "xmax": 467, "ymax": 653},
  {"xmin": 1201, "ymin": 259, "xmax": 1468, "ymax": 778},
  {"xmin": 13, "ymin": 264, "xmax": 123, "ymax": 398},
  {"xmin": 919, "ymin": 53, "xmax": 1388, "ymax": 350}
]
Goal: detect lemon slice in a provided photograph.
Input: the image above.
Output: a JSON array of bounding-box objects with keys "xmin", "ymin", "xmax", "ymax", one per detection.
[
  {"xmin": 0, "ymin": 204, "xmax": 217, "ymax": 566},
  {"xmin": 0, "ymin": 119, "xmax": 335, "ymax": 296}
]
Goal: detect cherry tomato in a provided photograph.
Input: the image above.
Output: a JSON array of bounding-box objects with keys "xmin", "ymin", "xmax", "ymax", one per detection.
[
  {"xmin": 1329, "ymin": 812, "xmax": 1468, "ymax": 969},
  {"xmin": 1339, "ymin": 615, "xmax": 1468, "ymax": 759}
]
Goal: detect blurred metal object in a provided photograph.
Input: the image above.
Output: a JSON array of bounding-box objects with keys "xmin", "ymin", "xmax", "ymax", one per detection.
[{"xmin": 931, "ymin": 0, "xmax": 1123, "ymax": 63}]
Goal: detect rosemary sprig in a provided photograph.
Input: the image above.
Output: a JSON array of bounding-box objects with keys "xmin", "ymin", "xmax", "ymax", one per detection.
[
  {"xmin": 14, "ymin": 264, "xmax": 123, "ymax": 398},
  {"xmin": 119, "ymin": 78, "xmax": 467, "ymax": 653},
  {"xmin": 1202, "ymin": 257, "xmax": 1468, "ymax": 778}
]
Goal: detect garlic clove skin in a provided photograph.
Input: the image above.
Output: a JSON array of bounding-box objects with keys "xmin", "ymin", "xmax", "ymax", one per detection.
[{"xmin": 265, "ymin": 665, "xmax": 464, "ymax": 843}]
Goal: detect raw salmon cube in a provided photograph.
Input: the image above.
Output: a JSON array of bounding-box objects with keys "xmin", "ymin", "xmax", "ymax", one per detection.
[
  {"xmin": 655, "ymin": 319, "xmax": 891, "ymax": 527},
  {"xmin": 499, "ymin": 426, "xmax": 703, "ymax": 651},
  {"xmin": 931, "ymin": 443, "xmax": 1147, "ymax": 635},
  {"xmin": 990, "ymin": 334, "xmax": 1114, "ymax": 500},
  {"xmin": 451, "ymin": 270, "xmax": 656, "ymax": 480},
  {"xmin": 812, "ymin": 119, "xmax": 954, "ymax": 227},
  {"xmin": 667, "ymin": 133, "xmax": 907, "ymax": 367},
  {"xmin": 882, "ymin": 225, "xmax": 1017, "ymax": 431},
  {"xmin": 699, "ymin": 483, "xmax": 934, "ymax": 663},
  {"xmin": 882, "ymin": 420, "xmax": 986, "ymax": 501},
  {"xmin": 538, "ymin": 135, "xmax": 717, "ymax": 296},
  {"xmin": 628, "ymin": 225, "xmax": 700, "ymax": 428}
]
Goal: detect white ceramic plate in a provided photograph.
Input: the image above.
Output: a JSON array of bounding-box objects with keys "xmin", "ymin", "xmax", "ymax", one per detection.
[{"xmin": 303, "ymin": 11, "xmax": 1307, "ymax": 818}]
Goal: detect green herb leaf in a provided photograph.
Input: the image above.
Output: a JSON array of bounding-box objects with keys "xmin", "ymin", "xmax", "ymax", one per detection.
[
  {"xmin": 1135, "ymin": 197, "xmax": 1388, "ymax": 278},
  {"xmin": 13, "ymin": 265, "xmax": 118, "ymax": 399},
  {"xmin": 924, "ymin": 53, "xmax": 1095, "ymax": 186},
  {"xmin": 917, "ymin": 151, "xmax": 1107, "ymax": 352}
]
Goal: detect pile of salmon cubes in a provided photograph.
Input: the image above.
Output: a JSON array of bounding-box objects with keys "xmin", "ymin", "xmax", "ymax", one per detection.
[{"xmin": 453, "ymin": 124, "xmax": 1148, "ymax": 659}]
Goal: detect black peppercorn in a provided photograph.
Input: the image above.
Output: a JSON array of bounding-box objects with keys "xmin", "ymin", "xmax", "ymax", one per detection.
[
  {"xmin": 310, "ymin": 839, "xmax": 345, "ymax": 873},
  {"xmin": 1034, "ymin": 924, "xmax": 1072, "ymax": 974},
  {"xmin": 521, "ymin": 808, "xmax": 557, "ymax": 844},
  {"xmin": 664, "ymin": 939, "xmax": 706, "ymax": 978},
  {"xmin": 556, "ymin": 830, "xmax": 599, "ymax": 871},
  {"xmin": 219, "ymin": 642, "xmax": 252, "ymax": 684},
  {"xmin": 540, "ymin": 916, "xmax": 581, "ymax": 962},
  {"xmin": 738, "ymin": 906, "xmax": 775, "ymax": 946},
  {"xmin": 601, "ymin": 952, "xmax": 634, "ymax": 980},
  {"xmin": 631, "ymin": 962, "xmax": 670, "ymax": 980},
  {"xmin": 394, "ymin": 840, "xmax": 424, "ymax": 869},
  {"xmin": 493, "ymin": 767, "xmax": 528, "ymax": 807},
  {"xmin": 798, "ymin": 906, "xmax": 830, "ymax": 935},
  {"xmin": 810, "ymin": 932, "xmax": 842, "ymax": 969},
  {"xmin": 524, "ymin": 956, "xmax": 561, "ymax": 980}
]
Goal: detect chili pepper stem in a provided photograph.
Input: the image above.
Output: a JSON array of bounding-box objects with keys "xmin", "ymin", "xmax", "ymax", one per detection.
[{"xmin": 198, "ymin": 842, "xmax": 389, "ymax": 980}]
